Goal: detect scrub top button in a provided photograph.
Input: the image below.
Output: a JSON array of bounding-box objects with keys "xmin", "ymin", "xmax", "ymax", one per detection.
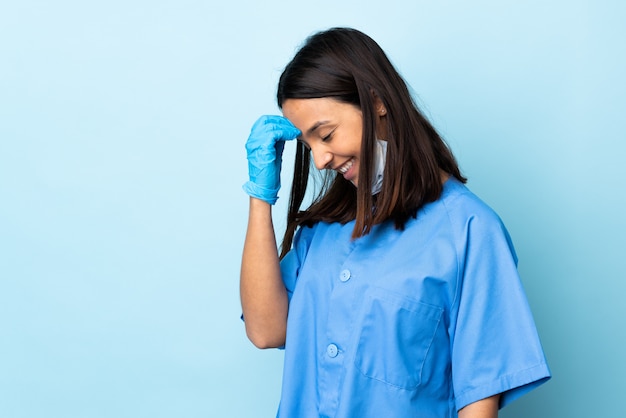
[
  {"xmin": 339, "ymin": 269, "xmax": 351, "ymax": 282},
  {"xmin": 326, "ymin": 344, "xmax": 338, "ymax": 358}
]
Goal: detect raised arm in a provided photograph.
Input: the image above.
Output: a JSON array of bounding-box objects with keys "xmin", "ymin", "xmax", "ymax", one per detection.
[
  {"xmin": 240, "ymin": 197, "xmax": 287, "ymax": 348},
  {"xmin": 239, "ymin": 115, "xmax": 300, "ymax": 349}
]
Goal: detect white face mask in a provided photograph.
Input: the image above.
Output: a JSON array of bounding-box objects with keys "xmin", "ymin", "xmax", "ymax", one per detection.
[{"xmin": 371, "ymin": 139, "xmax": 387, "ymax": 195}]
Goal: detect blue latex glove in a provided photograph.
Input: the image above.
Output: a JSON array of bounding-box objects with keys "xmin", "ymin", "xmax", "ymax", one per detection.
[{"xmin": 243, "ymin": 115, "xmax": 301, "ymax": 204}]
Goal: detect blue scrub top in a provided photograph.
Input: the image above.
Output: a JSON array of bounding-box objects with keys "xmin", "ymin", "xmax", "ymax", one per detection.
[{"xmin": 278, "ymin": 178, "xmax": 550, "ymax": 418}]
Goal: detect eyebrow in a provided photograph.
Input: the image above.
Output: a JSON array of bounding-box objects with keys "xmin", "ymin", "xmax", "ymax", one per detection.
[{"xmin": 305, "ymin": 120, "xmax": 331, "ymax": 137}]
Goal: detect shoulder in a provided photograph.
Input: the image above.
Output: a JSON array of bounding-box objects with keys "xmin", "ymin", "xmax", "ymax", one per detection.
[
  {"xmin": 440, "ymin": 178, "xmax": 500, "ymax": 219},
  {"xmin": 437, "ymin": 178, "xmax": 508, "ymax": 233},
  {"xmin": 435, "ymin": 178, "xmax": 517, "ymax": 258},
  {"xmin": 293, "ymin": 222, "xmax": 321, "ymax": 243},
  {"xmin": 291, "ymin": 222, "xmax": 331, "ymax": 252}
]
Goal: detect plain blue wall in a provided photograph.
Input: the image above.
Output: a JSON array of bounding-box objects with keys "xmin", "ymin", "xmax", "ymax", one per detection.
[{"xmin": 1, "ymin": 1, "xmax": 624, "ymax": 417}]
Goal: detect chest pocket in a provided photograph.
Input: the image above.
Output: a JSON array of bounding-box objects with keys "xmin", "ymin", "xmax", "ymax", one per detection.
[{"xmin": 354, "ymin": 287, "xmax": 443, "ymax": 390}]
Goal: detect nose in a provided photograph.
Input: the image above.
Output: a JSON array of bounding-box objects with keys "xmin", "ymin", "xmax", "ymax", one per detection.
[{"xmin": 310, "ymin": 145, "xmax": 332, "ymax": 170}]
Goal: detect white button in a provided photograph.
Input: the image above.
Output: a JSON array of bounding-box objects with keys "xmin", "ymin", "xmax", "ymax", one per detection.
[
  {"xmin": 326, "ymin": 344, "xmax": 338, "ymax": 358},
  {"xmin": 339, "ymin": 269, "xmax": 351, "ymax": 282}
]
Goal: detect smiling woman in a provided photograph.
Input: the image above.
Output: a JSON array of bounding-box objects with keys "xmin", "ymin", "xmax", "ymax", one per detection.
[
  {"xmin": 281, "ymin": 98, "xmax": 366, "ymax": 184},
  {"xmin": 239, "ymin": 27, "xmax": 550, "ymax": 418}
]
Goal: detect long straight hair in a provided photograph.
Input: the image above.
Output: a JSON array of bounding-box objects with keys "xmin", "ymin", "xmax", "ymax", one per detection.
[{"xmin": 277, "ymin": 28, "xmax": 466, "ymax": 258}]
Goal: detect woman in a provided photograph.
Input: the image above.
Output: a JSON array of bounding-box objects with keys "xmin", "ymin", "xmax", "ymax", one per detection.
[{"xmin": 240, "ymin": 27, "xmax": 550, "ymax": 418}]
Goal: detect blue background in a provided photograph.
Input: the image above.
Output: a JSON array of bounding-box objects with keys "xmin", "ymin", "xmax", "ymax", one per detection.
[{"xmin": 1, "ymin": 1, "xmax": 624, "ymax": 417}]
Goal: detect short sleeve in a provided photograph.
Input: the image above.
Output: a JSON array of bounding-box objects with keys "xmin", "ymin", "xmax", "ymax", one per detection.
[
  {"xmin": 280, "ymin": 225, "xmax": 314, "ymax": 302},
  {"xmin": 451, "ymin": 212, "xmax": 551, "ymax": 411}
]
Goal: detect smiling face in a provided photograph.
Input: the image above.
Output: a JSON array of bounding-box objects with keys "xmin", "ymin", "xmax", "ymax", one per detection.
[{"xmin": 281, "ymin": 98, "xmax": 366, "ymax": 187}]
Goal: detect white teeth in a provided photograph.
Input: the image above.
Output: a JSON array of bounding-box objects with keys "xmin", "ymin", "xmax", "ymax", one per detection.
[{"xmin": 337, "ymin": 159, "xmax": 353, "ymax": 174}]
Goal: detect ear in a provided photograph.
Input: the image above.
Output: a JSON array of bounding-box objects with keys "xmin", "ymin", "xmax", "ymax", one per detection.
[
  {"xmin": 371, "ymin": 93, "xmax": 388, "ymax": 139},
  {"xmin": 372, "ymin": 93, "xmax": 387, "ymax": 116}
]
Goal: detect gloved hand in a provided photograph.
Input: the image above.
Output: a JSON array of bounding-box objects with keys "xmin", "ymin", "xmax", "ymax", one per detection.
[{"xmin": 243, "ymin": 115, "xmax": 301, "ymax": 204}]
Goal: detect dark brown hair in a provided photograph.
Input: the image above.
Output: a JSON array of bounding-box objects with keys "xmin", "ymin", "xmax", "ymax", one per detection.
[{"xmin": 277, "ymin": 27, "xmax": 465, "ymax": 258}]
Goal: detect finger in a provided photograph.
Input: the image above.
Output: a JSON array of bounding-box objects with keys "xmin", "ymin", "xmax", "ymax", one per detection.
[
  {"xmin": 263, "ymin": 115, "xmax": 300, "ymax": 135},
  {"xmin": 251, "ymin": 115, "xmax": 301, "ymax": 142}
]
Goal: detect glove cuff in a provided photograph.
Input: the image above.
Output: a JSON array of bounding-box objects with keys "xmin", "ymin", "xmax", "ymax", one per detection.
[{"xmin": 242, "ymin": 181, "xmax": 279, "ymax": 205}]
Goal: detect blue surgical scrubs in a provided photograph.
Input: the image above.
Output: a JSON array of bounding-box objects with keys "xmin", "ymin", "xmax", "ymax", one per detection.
[{"xmin": 277, "ymin": 177, "xmax": 550, "ymax": 418}]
